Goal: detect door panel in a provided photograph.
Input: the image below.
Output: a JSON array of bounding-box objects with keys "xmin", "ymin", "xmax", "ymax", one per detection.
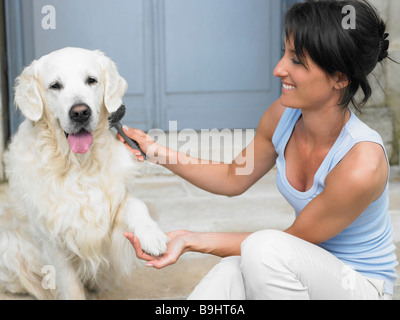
[
  {"xmin": 164, "ymin": 0, "xmax": 273, "ymax": 93},
  {"xmin": 159, "ymin": 0, "xmax": 282, "ymax": 129},
  {"xmin": 8, "ymin": 0, "xmax": 153, "ymax": 131}
]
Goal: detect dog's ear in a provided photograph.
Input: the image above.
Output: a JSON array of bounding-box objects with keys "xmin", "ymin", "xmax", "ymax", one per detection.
[
  {"xmin": 14, "ymin": 60, "xmax": 44, "ymax": 122},
  {"xmin": 97, "ymin": 51, "xmax": 128, "ymax": 114}
]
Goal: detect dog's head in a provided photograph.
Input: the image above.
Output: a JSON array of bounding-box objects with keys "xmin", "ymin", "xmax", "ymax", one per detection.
[{"xmin": 14, "ymin": 47, "xmax": 128, "ymax": 154}]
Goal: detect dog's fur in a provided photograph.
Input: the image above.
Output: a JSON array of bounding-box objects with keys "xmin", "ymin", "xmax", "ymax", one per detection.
[{"xmin": 0, "ymin": 47, "xmax": 168, "ymax": 299}]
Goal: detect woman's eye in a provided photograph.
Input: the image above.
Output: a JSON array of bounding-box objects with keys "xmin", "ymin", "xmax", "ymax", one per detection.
[
  {"xmin": 282, "ymin": 49, "xmax": 302, "ymax": 65},
  {"xmin": 292, "ymin": 58, "xmax": 302, "ymax": 65},
  {"xmin": 86, "ymin": 77, "xmax": 98, "ymax": 85}
]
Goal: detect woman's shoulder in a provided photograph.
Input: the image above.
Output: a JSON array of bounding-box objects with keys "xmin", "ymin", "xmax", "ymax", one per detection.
[
  {"xmin": 327, "ymin": 138, "xmax": 389, "ymax": 202},
  {"xmin": 345, "ymin": 111, "xmax": 384, "ymax": 145}
]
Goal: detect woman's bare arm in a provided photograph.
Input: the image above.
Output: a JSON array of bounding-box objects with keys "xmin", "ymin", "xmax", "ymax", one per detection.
[{"xmin": 119, "ymin": 99, "xmax": 286, "ymax": 197}]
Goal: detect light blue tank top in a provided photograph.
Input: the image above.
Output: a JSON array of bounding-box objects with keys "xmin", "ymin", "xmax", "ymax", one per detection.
[{"xmin": 272, "ymin": 107, "xmax": 398, "ymax": 295}]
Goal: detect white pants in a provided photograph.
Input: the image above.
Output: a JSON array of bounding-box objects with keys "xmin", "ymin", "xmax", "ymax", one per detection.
[{"xmin": 188, "ymin": 230, "xmax": 392, "ymax": 300}]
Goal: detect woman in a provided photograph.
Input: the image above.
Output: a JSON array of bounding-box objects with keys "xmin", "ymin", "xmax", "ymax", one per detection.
[{"xmin": 121, "ymin": 0, "xmax": 398, "ymax": 299}]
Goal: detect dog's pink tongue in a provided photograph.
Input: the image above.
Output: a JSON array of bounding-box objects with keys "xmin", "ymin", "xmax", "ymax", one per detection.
[{"xmin": 67, "ymin": 132, "xmax": 93, "ymax": 154}]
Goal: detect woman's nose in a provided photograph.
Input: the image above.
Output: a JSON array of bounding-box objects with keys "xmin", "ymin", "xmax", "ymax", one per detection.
[{"xmin": 273, "ymin": 58, "xmax": 289, "ymax": 78}]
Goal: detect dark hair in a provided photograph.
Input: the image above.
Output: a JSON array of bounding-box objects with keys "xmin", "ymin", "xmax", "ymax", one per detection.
[{"xmin": 284, "ymin": 0, "xmax": 390, "ymax": 111}]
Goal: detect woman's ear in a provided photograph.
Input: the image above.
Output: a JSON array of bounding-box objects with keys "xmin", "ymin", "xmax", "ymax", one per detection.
[
  {"xmin": 96, "ymin": 50, "xmax": 128, "ymax": 114},
  {"xmin": 333, "ymin": 71, "xmax": 349, "ymax": 90},
  {"xmin": 14, "ymin": 60, "xmax": 44, "ymax": 122}
]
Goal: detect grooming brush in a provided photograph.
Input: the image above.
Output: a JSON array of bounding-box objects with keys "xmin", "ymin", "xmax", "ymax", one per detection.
[{"xmin": 109, "ymin": 105, "xmax": 147, "ymax": 160}]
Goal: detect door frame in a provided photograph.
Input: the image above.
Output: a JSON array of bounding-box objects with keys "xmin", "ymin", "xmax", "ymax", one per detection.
[{"xmin": 5, "ymin": 0, "xmax": 31, "ymax": 135}]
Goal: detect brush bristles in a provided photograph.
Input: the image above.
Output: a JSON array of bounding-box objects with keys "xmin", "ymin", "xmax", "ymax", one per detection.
[{"xmin": 108, "ymin": 105, "xmax": 126, "ymax": 124}]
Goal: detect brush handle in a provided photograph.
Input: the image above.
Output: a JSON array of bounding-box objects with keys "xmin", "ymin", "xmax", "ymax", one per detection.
[{"xmin": 113, "ymin": 122, "xmax": 147, "ymax": 160}]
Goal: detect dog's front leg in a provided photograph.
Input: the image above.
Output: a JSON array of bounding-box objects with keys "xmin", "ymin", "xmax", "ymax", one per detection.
[
  {"xmin": 121, "ymin": 197, "xmax": 169, "ymax": 257},
  {"xmin": 42, "ymin": 242, "xmax": 86, "ymax": 300}
]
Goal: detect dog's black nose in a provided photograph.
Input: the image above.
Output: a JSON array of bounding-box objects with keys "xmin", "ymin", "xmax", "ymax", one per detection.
[{"xmin": 69, "ymin": 104, "xmax": 92, "ymax": 123}]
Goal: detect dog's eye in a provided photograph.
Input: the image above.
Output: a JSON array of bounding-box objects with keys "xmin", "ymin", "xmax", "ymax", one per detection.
[
  {"xmin": 50, "ymin": 82, "xmax": 62, "ymax": 90},
  {"xmin": 86, "ymin": 77, "xmax": 98, "ymax": 85}
]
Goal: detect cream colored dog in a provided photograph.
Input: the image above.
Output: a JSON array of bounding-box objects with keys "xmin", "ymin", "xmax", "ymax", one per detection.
[{"xmin": 0, "ymin": 47, "xmax": 168, "ymax": 299}]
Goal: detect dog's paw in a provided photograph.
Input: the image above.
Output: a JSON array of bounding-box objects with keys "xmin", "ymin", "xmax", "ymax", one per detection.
[{"xmin": 135, "ymin": 228, "xmax": 169, "ymax": 257}]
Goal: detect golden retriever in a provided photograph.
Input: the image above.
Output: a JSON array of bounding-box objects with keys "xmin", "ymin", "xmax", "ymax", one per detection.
[{"xmin": 0, "ymin": 47, "xmax": 168, "ymax": 299}]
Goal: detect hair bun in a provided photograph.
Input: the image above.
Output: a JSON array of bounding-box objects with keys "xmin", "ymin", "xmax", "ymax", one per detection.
[{"xmin": 378, "ymin": 33, "xmax": 389, "ymax": 62}]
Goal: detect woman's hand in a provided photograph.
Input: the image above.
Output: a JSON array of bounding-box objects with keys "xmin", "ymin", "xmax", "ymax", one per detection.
[
  {"xmin": 124, "ymin": 230, "xmax": 193, "ymax": 269},
  {"xmin": 117, "ymin": 126, "xmax": 159, "ymax": 162},
  {"xmin": 125, "ymin": 230, "xmax": 252, "ymax": 268}
]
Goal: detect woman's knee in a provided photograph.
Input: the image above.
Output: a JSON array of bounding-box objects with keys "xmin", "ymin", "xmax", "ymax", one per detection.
[
  {"xmin": 214, "ymin": 256, "xmax": 242, "ymax": 277},
  {"xmin": 240, "ymin": 230, "xmax": 300, "ymax": 298},
  {"xmin": 241, "ymin": 230, "xmax": 290, "ymax": 258},
  {"xmin": 240, "ymin": 230, "xmax": 295, "ymax": 277},
  {"xmin": 200, "ymin": 256, "xmax": 243, "ymax": 286},
  {"xmin": 188, "ymin": 256, "xmax": 245, "ymax": 300}
]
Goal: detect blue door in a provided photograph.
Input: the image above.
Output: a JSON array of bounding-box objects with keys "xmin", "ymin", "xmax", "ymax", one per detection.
[{"xmin": 6, "ymin": 0, "xmax": 290, "ymax": 133}]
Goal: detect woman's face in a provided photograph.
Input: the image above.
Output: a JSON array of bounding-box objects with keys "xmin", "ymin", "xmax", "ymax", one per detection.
[{"xmin": 273, "ymin": 36, "xmax": 342, "ymax": 111}]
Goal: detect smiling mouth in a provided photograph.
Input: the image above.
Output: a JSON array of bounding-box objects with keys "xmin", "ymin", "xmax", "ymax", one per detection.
[
  {"xmin": 64, "ymin": 129, "xmax": 94, "ymax": 154},
  {"xmin": 282, "ymin": 83, "xmax": 296, "ymax": 90}
]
